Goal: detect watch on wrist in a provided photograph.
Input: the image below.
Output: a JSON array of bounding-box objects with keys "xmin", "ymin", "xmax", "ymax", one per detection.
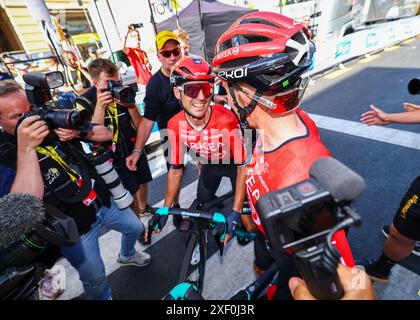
[{"xmin": 132, "ymin": 149, "xmax": 142, "ymax": 154}]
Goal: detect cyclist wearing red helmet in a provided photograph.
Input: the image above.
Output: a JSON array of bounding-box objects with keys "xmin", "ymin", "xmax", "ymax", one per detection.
[
  {"xmin": 156, "ymin": 56, "xmax": 248, "ymax": 238},
  {"xmin": 213, "ymin": 11, "xmax": 355, "ymax": 298}
]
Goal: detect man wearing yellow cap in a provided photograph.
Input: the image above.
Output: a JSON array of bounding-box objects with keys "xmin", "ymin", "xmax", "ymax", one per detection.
[{"xmin": 126, "ymin": 30, "xmax": 183, "ymax": 212}]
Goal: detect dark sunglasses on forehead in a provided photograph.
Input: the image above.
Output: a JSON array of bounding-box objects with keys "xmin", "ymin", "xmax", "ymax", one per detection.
[
  {"xmin": 179, "ymin": 82, "xmax": 213, "ymax": 99},
  {"xmin": 159, "ymin": 47, "xmax": 181, "ymax": 58}
]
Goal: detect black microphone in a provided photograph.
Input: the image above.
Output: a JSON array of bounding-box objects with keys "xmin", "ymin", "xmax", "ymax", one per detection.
[
  {"xmin": 0, "ymin": 193, "xmax": 45, "ymax": 250},
  {"xmin": 310, "ymin": 157, "xmax": 366, "ymax": 202}
]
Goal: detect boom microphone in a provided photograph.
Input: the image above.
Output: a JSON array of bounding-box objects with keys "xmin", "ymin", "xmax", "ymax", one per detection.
[
  {"xmin": 310, "ymin": 157, "xmax": 365, "ymax": 202},
  {"xmin": 0, "ymin": 193, "xmax": 45, "ymax": 250}
]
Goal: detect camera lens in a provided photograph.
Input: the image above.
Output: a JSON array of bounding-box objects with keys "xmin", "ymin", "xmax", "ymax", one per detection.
[
  {"xmin": 67, "ymin": 109, "xmax": 91, "ymax": 130},
  {"xmin": 115, "ymin": 87, "xmax": 136, "ymax": 104},
  {"xmin": 44, "ymin": 109, "xmax": 91, "ymax": 130}
]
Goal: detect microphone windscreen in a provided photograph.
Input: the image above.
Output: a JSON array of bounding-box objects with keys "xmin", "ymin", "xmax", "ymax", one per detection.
[
  {"xmin": 0, "ymin": 193, "xmax": 45, "ymax": 250},
  {"xmin": 310, "ymin": 157, "xmax": 365, "ymax": 202}
]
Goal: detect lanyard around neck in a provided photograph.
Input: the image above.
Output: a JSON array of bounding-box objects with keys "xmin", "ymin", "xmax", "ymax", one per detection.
[{"xmin": 36, "ymin": 145, "xmax": 79, "ymax": 182}]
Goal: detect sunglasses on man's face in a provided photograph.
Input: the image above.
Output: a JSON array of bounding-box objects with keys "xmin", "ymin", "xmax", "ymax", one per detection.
[
  {"xmin": 159, "ymin": 47, "xmax": 181, "ymax": 58},
  {"xmin": 179, "ymin": 82, "xmax": 213, "ymax": 99}
]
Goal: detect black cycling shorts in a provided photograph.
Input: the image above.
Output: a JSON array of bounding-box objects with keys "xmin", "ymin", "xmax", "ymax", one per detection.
[
  {"xmin": 197, "ymin": 163, "xmax": 237, "ymax": 205},
  {"xmin": 254, "ymin": 230, "xmax": 299, "ymax": 300},
  {"xmin": 393, "ymin": 175, "xmax": 420, "ymax": 241}
]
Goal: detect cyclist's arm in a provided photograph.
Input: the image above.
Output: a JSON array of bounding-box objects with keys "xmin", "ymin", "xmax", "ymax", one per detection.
[
  {"xmin": 241, "ymin": 214, "xmax": 258, "ymax": 232},
  {"xmin": 163, "ymin": 167, "xmax": 183, "ymax": 207},
  {"xmin": 233, "ymin": 165, "xmax": 247, "ymax": 212}
]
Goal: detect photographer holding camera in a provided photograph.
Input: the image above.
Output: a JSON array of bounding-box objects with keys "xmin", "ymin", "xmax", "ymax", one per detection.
[
  {"xmin": 0, "ymin": 77, "xmax": 151, "ymax": 300},
  {"xmin": 76, "ymin": 58, "xmax": 153, "ymax": 220}
]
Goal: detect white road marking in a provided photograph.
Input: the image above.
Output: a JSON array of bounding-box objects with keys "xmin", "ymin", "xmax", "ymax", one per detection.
[{"xmin": 309, "ymin": 113, "xmax": 420, "ymax": 151}]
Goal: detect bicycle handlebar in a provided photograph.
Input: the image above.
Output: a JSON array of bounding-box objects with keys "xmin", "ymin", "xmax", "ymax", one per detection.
[{"xmin": 148, "ymin": 207, "xmax": 256, "ymax": 253}]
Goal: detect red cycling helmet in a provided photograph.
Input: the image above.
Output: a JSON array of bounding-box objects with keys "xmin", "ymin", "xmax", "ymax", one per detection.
[
  {"xmin": 212, "ymin": 12, "xmax": 314, "ymax": 119},
  {"xmin": 170, "ymin": 56, "xmax": 214, "ymax": 87}
]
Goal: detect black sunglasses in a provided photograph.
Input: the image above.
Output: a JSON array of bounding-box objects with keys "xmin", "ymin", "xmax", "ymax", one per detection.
[{"xmin": 159, "ymin": 47, "xmax": 181, "ymax": 58}]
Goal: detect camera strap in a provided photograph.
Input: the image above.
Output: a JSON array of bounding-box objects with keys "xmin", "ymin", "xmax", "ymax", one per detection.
[
  {"xmin": 106, "ymin": 103, "xmax": 120, "ymax": 145},
  {"xmin": 36, "ymin": 146, "xmax": 79, "ymax": 183},
  {"xmin": 36, "ymin": 145, "xmax": 93, "ymax": 205}
]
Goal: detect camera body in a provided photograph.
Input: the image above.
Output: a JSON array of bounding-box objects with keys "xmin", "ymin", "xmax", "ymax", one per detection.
[
  {"xmin": 256, "ymin": 178, "xmax": 339, "ymax": 254},
  {"xmin": 256, "ymin": 176, "xmax": 361, "ymax": 300},
  {"xmin": 18, "ymin": 71, "xmax": 91, "ymax": 132},
  {"xmin": 103, "ymin": 80, "xmax": 136, "ymax": 105},
  {"xmin": 131, "ymin": 23, "xmax": 144, "ymax": 29},
  {"xmin": 0, "ymin": 200, "xmax": 79, "ymax": 300}
]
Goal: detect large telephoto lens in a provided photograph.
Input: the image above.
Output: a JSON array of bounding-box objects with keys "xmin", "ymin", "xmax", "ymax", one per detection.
[{"xmin": 45, "ymin": 109, "xmax": 91, "ymax": 130}]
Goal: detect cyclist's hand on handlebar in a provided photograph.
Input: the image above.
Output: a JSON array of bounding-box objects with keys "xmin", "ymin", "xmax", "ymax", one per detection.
[
  {"xmin": 149, "ymin": 213, "xmax": 168, "ymax": 234},
  {"xmin": 223, "ymin": 210, "xmax": 241, "ymax": 245},
  {"xmin": 288, "ymin": 264, "xmax": 376, "ymax": 300}
]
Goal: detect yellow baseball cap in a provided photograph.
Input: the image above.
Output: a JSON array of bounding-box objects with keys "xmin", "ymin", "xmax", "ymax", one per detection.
[{"xmin": 156, "ymin": 30, "xmax": 179, "ymax": 50}]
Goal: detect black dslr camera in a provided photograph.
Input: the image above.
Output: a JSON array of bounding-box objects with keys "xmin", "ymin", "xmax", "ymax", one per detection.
[
  {"xmin": 103, "ymin": 80, "xmax": 136, "ymax": 104},
  {"xmin": 18, "ymin": 71, "xmax": 91, "ymax": 131},
  {"xmin": 256, "ymin": 158, "xmax": 364, "ymax": 300}
]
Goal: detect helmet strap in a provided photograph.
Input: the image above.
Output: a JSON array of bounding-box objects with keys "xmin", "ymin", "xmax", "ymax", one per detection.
[{"xmin": 228, "ymin": 84, "xmax": 259, "ymax": 129}]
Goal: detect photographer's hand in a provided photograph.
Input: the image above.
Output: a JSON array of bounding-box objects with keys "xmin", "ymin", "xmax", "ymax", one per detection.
[
  {"xmin": 17, "ymin": 115, "xmax": 49, "ymax": 151},
  {"xmin": 97, "ymin": 90, "xmax": 114, "ymax": 109},
  {"xmin": 126, "ymin": 151, "xmax": 140, "ymax": 171},
  {"xmin": 92, "ymin": 89, "xmax": 114, "ymax": 125},
  {"xmin": 288, "ymin": 264, "xmax": 376, "ymax": 300},
  {"xmin": 54, "ymin": 128, "xmax": 80, "ymax": 142},
  {"xmin": 12, "ymin": 116, "xmax": 49, "ymax": 198}
]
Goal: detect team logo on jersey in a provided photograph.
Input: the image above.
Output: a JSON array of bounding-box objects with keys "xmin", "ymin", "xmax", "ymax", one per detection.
[{"xmin": 44, "ymin": 167, "xmax": 61, "ymax": 185}]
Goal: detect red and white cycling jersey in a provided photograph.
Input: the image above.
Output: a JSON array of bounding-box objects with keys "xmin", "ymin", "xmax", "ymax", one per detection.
[
  {"xmin": 246, "ymin": 108, "xmax": 355, "ymax": 266},
  {"xmin": 167, "ymin": 104, "xmax": 246, "ymax": 166}
]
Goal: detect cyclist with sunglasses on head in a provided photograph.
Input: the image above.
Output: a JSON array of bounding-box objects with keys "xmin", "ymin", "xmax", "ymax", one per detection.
[
  {"xmin": 212, "ymin": 12, "xmax": 355, "ymax": 299},
  {"xmin": 126, "ymin": 30, "xmax": 184, "ymax": 211},
  {"xmin": 152, "ymin": 56, "xmax": 248, "ymax": 241}
]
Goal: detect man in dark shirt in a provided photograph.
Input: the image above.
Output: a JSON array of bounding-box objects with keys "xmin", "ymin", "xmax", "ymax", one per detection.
[
  {"xmin": 126, "ymin": 30, "xmax": 182, "ymax": 205},
  {"xmin": 77, "ymin": 58, "xmax": 153, "ymax": 218}
]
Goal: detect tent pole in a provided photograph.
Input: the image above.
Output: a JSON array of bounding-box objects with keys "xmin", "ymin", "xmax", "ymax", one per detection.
[
  {"xmin": 94, "ymin": 0, "xmax": 114, "ymax": 61},
  {"xmin": 105, "ymin": 0, "xmax": 123, "ymax": 41},
  {"xmin": 197, "ymin": 0, "xmax": 208, "ymax": 61},
  {"xmin": 148, "ymin": 0, "xmax": 158, "ymax": 36},
  {"xmin": 175, "ymin": 3, "xmax": 181, "ymax": 29}
]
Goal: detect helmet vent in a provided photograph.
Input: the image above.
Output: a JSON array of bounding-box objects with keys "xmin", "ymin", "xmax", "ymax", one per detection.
[
  {"xmin": 284, "ymin": 46, "xmax": 299, "ymax": 61},
  {"xmin": 298, "ymin": 52, "xmax": 308, "ymax": 66},
  {"xmin": 239, "ymin": 18, "xmax": 280, "ymax": 30},
  {"xmin": 291, "ymin": 31, "xmax": 306, "ymax": 45},
  {"xmin": 220, "ymin": 57, "xmax": 259, "ymax": 69},
  {"xmin": 180, "ymin": 67, "xmax": 192, "ymax": 75},
  {"xmin": 219, "ymin": 34, "xmax": 271, "ymax": 52}
]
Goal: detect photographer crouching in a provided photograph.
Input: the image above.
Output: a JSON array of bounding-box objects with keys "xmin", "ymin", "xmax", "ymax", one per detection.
[
  {"xmin": 0, "ymin": 75, "xmax": 151, "ymax": 300},
  {"xmin": 75, "ymin": 59, "xmax": 153, "ymax": 223}
]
